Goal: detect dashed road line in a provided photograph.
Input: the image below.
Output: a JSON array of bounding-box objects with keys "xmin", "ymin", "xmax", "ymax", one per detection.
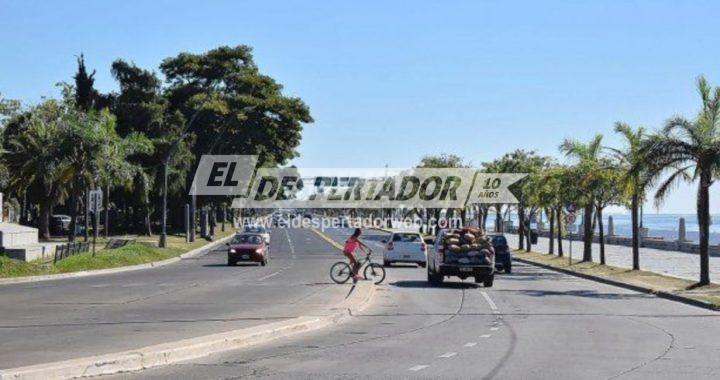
[
  {"xmin": 480, "ymin": 334, "xmax": 492, "ymax": 338},
  {"xmin": 464, "ymin": 342, "xmax": 477, "ymax": 347},
  {"xmin": 490, "ymin": 327, "xmax": 500, "ymax": 331},
  {"xmin": 481, "ymin": 291, "xmax": 498, "ymax": 311},
  {"xmin": 408, "ymin": 365, "xmax": 429, "ymax": 371},
  {"xmin": 284, "ymin": 229, "xmax": 296, "ymax": 259},
  {"xmin": 438, "ymin": 352, "xmax": 457, "ymax": 358},
  {"xmin": 258, "ymin": 271, "xmax": 281, "ymax": 281}
]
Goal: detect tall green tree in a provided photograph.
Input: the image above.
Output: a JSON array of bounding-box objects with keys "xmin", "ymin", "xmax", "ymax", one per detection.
[
  {"xmin": 3, "ymin": 100, "xmax": 71, "ymax": 238},
  {"xmin": 583, "ymin": 163, "xmax": 623, "ymax": 264},
  {"xmin": 560, "ymin": 134, "xmax": 604, "ymax": 262},
  {"xmin": 484, "ymin": 150, "xmax": 551, "ymax": 251},
  {"xmin": 609, "ymin": 123, "xmax": 649, "ymax": 270},
  {"xmin": 160, "ymin": 45, "xmax": 313, "ymax": 168},
  {"xmin": 109, "ymin": 59, "xmax": 187, "ymax": 235},
  {"xmin": 636, "ymin": 76, "xmax": 720, "ymax": 285},
  {"xmin": 417, "ymin": 153, "xmax": 469, "ymax": 232},
  {"xmin": 0, "ymin": 93, "xmax": 21, "ymax": 194}
]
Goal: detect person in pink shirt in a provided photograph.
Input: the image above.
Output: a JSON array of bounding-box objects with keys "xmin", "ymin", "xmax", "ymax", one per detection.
[{"xmin": 343, "ymin": 228, "xmax": 370, "ymax": 282}]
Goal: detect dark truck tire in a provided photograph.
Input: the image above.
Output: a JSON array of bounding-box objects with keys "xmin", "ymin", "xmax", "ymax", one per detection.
[
  {"xmin": 483, "ymin": 275, "xmax": 494, "ymax": 288},
  {"xmin": 428, "ymin": 268, "xmax": 444, "ymax": 286}
]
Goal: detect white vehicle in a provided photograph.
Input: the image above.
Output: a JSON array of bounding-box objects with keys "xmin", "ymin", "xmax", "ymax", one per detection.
[
  {"xmin": 242, "ymin": 225, "xmax": 270, "ymax": 244},
  {"xmin": 381, "ymin": 231, "xmax": 427, "ymax": 267}
]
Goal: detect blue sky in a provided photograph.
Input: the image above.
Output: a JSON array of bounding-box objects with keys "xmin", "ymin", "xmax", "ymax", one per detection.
[{"xmin": 1, "ymin": 0, "xmax": 719, "ymax": 214}]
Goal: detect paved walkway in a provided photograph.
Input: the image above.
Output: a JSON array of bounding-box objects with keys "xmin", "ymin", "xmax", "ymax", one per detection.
[{"xmin": 506, "ymin": 233, "xmax": 720, "ymax": 283}]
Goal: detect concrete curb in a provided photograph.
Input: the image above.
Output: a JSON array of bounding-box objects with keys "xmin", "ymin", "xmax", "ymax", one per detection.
[
  {"xmin": 514, "ymin": 257, "xmax": 720, "ymax": 312},
  {"xmin": 0, "ymin": 281, "xmax": 375, "ymax": 380},
  {"xmin": 0, "ymin": 234, "xmax": 235, "ymax": 286}
]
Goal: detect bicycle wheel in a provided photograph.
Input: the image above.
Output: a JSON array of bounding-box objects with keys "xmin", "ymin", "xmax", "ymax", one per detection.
[
  {"xmin": 363, "ymin": 263, "xmax": 386, "ymax": 284},
  {"xmin": 330, "ymin": 262, "xmax": 352, "ymax": 284}
]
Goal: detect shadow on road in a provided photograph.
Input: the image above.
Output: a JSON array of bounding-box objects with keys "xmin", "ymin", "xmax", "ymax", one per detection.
[
  {"xmin": 384, "ymin": 264, "xmax": 422, "ymax": 270},
  {"xmin": 202, "ymin": 263, "xmax": 260, "ymax": 268},
  {"xmin": 389, "ymin": 280, "xmax": 479, "ymax": 289},
  {"xmin": 499, "ymin": 289, "xmax": 648, "ymax": 300}
]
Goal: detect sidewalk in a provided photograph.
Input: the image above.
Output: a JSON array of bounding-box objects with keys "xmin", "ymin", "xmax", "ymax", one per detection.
[{"xmin": 506, "ymin": 233, "xmax": 720, "ymax": 282}]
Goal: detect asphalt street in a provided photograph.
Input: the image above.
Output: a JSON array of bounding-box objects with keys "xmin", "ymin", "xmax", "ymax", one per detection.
[
  {"xmin": 104, "ymin": 228, "xmax": 720, "ymax": 380},
  {"xmin": 0, "ymin": 227, "xmax": 355, "ymax": 368}
]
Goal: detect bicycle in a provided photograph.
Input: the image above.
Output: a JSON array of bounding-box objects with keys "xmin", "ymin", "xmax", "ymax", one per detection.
[{"xmin": 330, "ymin": 250, "xmax": 386, "ymax": 285}]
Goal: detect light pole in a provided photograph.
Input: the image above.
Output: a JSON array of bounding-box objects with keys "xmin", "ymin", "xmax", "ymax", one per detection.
[{"xmin": 159, "ymin": 110, "xmax": 203, "ymax": 248}]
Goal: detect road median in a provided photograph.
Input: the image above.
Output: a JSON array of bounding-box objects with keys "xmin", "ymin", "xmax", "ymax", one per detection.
[
  {"xmin": 0, "ymin": 232, "xmax": 235, "ymax": 286},
  {"xmin": 514, "ymin": 250, "xmax": 720, "ymax": 311},
  {"xmin": 0, "ymin": 279, "xmax": 375, "ymax": 380}
]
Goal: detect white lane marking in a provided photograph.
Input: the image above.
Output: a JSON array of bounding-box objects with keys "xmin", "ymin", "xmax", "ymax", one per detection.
[
  {"xmin": 480, "ymin": 334, "xmax": 492, "ymax": 338},
  {"xmin": 258, "ymin": 271, "xmax": 281, "ymax": 281},
  {"xmin": 284, "ymin": 229, "xmax": 296, "ymax": 259},
  {"xmin": 438, "ymin": 352, "xmax": 457, "ymax": 358},
  {"xmin": 490, "ymin": 327, "xmax": 500, "ymax": 331},
  {"xmin": 464, "ymin": 342, "xmax": 477, "ymax": 347},
  {"xmin": 408, "ymin": 365, "xmax": 429, "ymax": 371},
  {"xmin": 481, "ymin": 291, "xmax": 498, "ymax": 311}
]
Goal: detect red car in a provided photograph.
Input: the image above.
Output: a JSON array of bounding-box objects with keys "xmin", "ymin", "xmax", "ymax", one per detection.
[{"xmin": 227, "ymin": 233, "xmax": 269, "ymax": 266}]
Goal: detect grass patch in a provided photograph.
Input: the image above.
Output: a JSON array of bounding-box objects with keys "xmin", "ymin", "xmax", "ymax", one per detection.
[
  {"xmin": 0, "ymin": 256, "xmax": 47, "ymax": 278},
  {"xmin": 514, "ymin": 250, "xmax": 720, "ymax": 309},
  {"xmin": 0, "ymin": 229, "xmax": 234, "ymax": 279}
]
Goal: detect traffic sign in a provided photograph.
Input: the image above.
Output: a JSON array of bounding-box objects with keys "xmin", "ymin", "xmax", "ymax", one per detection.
[
  {"xmin": 565, "ymin": 213, "xmax": 576, "ymax": 224},
  {"xmin": 565, "ymin": 202, "xmax": 576, "ymax": 213},
  {"xmin": 89, "ymin": 190, "xmax": 103, "ymax": 213}
]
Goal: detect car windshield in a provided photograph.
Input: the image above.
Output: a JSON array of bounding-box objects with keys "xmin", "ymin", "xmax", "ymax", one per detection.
[
  {"xmin": 232, "ymin": 234, "xmax": 262, "ymax": 244},
  {"xmin": 492, "ymin": 236, "xmax": 507, "ymax": 246},
  {"xmin": 392, "ymin": 233, "xmax": 421, "ymax": 242},
  {"xmin": 243, "ymin": 226, "xmax": 266, "ymax": 233}
]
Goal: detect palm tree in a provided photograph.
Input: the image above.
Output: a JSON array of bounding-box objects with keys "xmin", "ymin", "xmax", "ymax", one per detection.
[
  {"xmin": 609, "ymin": 123, "xmax": 648, "ymax": 270},
  {"xmin": 4, "ymin": 101, "xmax": 71, "ymax": 239},
  {"xmin": 637, "ymin": 76, "xmax": 720, "ymax": 285},
  {"xmin": 560, "ymin": 134, "xmax": 604, "ymax": 262}
]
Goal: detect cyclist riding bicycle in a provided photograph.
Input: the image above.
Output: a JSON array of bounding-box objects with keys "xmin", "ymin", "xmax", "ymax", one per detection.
[{"xmin": 343, "ymin": 228, "xmax": 370, "ymax": 282}]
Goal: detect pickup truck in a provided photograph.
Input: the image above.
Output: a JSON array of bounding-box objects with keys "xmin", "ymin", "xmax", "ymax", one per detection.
[{"xmin": 427, "ymin": 228, "xmax": 495, "ymax": 287}]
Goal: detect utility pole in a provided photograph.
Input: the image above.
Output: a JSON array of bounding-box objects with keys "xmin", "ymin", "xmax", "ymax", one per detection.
[
  {"xmin": 160, "ymin": 163, "xmax": 168, "ymax": 248},
  {"xmin": 159, "ymin": 109, "xmax": 204, "ymax": 248}
]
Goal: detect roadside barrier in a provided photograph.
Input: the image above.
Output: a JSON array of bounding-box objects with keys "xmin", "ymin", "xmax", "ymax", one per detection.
[{"xmin": 53, "ymin": 242, "xmax": 90, "ymax": 263}]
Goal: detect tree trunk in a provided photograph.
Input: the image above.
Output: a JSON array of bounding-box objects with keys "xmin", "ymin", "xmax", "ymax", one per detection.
[
  {"xmin": 525, "ymin": 212, "xmax": 532, "ymax": 252},
  {"xmin": 68, "ymin": 184, "xmax": 79, "ymax": 242},
  {"xmin": 518, "ymin": 206, "xmax": 525, "ymax": 250},
  {"xmin": 495, "ymin": 207, "xmax": 502, "ymax": 232},
  {"xmin": 556, "ymin": 207, "xmax": 563, "ymax": 257},
  {"xmin": 38, "ymin": 200, "xmax": 51, "ymax": 240},
  {"xmin": 144, "ymin": 205, "xmax": 153, "ymax": 236},
  {"xmin": 582, "ymin": 204, "xmax": 593, "ymax": 262},
  {"xmin": 631, "ymin": 191, "xmax": 640, "ymax": 270},
  {"xmin": 597, "ymin": 207, "xmax": 605, "ymax": 265},
  {"xmin": 697, "ymin": 170, "xmax": 711, "ymax": 285},
  {"xmin": 84, "ymin": 187, "xmax": 90, "ymax": 242},
  {"xmin": 104, "ymin": 184, "xmax": 110, "ymax": 238},
  {"xmin": 548, "ymin": 209, "xmax": 555, "ymax": 254}
]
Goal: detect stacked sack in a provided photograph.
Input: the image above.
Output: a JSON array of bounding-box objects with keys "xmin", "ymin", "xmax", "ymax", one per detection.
[{"xmin": 442, "ymin": 227, "xmax": 493, "ymax": 263}]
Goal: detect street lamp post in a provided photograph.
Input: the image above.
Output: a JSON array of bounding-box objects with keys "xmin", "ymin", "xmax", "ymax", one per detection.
[
  {"xmin": 160, "ymin": 163, "xmax": 169, "ymax": 248},
  {"xmin": 159, "ymin": 110, "xmax": 203, "ymax": 248}
]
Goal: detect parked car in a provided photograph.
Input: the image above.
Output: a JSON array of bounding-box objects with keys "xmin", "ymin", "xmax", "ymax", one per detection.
[
  {"xmin": 490, "ymin": 234, "xmax": 512, "ymax": 273},
  {"xmin": 381, "ymin": 231, "xmax": 427, "ymax": 267},
  {"xmin": 50, "ymin": 214, "xmax": 71, "ymax": 235},
  {"xmin": 227, "ymin": 233, "xmax": 268, "ymax": 266},
  {"xmin": 427, "ymin": 228, "xmax": 495, "ymax": 287},
  {"xmin": 242, "ymin": 225, "xmax": 270, "ymax": 244}
]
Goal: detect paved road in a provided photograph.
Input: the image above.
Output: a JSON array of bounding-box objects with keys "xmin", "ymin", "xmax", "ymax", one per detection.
[
  {"xmin": 0, "ymin": 228, "xmax": 353, "ymax": 369},
  {"xmin": 106, "ymin": 228, "xmax": 720, "ymax": 379},
  {"xmin": 506, "ymin": 233, "xmax": 720, "ymax": 281}
]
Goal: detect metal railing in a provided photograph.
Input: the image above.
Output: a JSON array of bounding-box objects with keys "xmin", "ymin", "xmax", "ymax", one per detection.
[{"xmin": 53, "ymin": 242, "xmax": 91, "ymax": 263}]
